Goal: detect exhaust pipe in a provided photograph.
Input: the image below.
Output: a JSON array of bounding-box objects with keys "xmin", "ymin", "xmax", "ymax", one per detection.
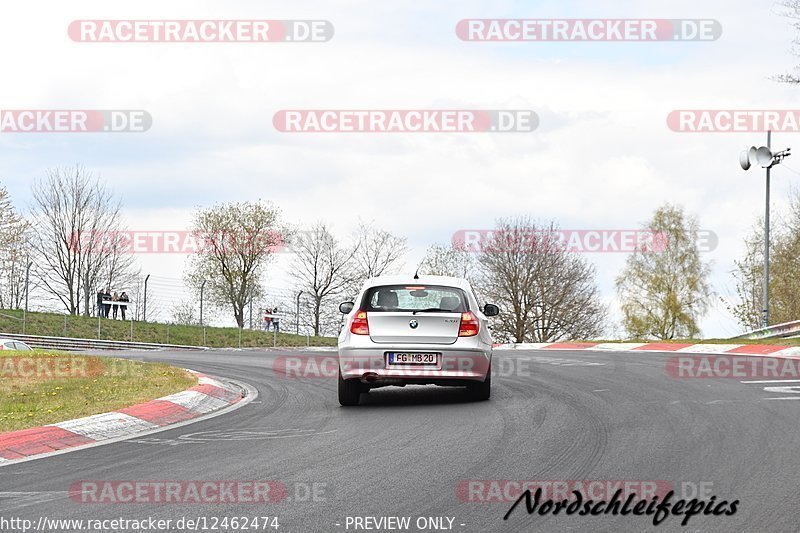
[{"xmin": 360, "ymin": 372, "xmax": 405, "ymax": 387}]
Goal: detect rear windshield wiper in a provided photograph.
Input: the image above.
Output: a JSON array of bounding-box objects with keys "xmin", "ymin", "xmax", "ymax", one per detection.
[{"xmin": 412, "ymin": 308, "xmax": 453, "ymax": 314}]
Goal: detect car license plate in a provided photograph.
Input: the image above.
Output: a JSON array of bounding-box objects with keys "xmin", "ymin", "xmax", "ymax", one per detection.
[{"xmin": 387, "ymin": 352, "xmax": 440, "ymax": 365}]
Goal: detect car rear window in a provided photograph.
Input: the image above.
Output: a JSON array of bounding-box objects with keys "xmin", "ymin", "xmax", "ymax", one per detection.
[{"xmin": 362, "ymin": 285, "xmax": 469, "ymax": 313}]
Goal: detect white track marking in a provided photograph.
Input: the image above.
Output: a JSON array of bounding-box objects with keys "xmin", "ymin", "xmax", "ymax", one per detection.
[
  {"xmin": 158, "ymin": 390, "xmax": 230, "ymax": 413},
  {"xmin": 763, "ymin": 386, "xmax": 800, "ymax": 394},
  {"xmin": 54, "ymin": 412, "xmax": 158, "ymax": 440},
  {"xmin": 676, "ymin": 344, "xmax": 742, "ymax": 354},
  {"xmin": 763, "ymin": 397, "xmax": 800, "ymax": 401},
  {"xmin": 741, "ymin": 379, "xmax": 800, "ymax": 384},
  {"xmin": 591, "ymin": 343, "xmax": 648, "ymax": 351}
]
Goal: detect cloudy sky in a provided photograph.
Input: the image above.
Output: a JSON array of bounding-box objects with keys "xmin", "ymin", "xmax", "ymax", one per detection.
[{"xmin": 1, "ymin": 0, "xmax": 799, "ymax": 336}]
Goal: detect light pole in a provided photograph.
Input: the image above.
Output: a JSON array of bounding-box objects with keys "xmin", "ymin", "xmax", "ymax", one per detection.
[
  {"xmin": 143, "ymin": 274, "xmax": 150, "ymax": 322},
  {"xmin": 22, "ymin": 257, "xmax": 31, "ymax": 334},
  {"xmin": 740, "ymin": 131, "xmax": 791, "ymax": 328},
  {"xmin": 200, "ymin": 280, "xmax": 207, "ymax": 346},
  {"xmin": 295, "ymin": 290, "xmax": 303, "ymax": 335}
]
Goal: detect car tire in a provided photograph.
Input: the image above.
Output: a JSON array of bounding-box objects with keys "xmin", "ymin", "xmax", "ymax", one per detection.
[
  {"xmin": 467, "ymin": 364, "xmax": 491, "ymax": 401},
  {"xmin": 338, "ymin": 368, "xmax": 362, "ymax": 406}
]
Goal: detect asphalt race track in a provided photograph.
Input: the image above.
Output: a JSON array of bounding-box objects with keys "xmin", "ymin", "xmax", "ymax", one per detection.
[{"xmin": 1, "ymin": 348, "xmax": 798, "ymax": 532}]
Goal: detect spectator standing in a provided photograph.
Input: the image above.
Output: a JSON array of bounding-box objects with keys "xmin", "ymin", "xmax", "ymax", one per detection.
[
  {"xmin": 119, "ymin": 292, "xmax": 130, "ymax": 320},
  {"xmin": 96, "ymin": 289, "xmax": 104, "ymax": 317},
  {"xmin": 272, "ymin": 307, "xmax": 280, "ymax": 332},
  {"xmin": 102, "ymin": 288, "xmax": 112, "ymax": 318},
  {"xmin": 263, "ymin": 308, "xmax": 272, "ymax": 332},
  {"xmin": 112, "ymin": 292, "xmax": 120, "ymax": 319}
]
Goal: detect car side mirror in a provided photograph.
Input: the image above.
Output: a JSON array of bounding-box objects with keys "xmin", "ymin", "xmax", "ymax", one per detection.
[
  {"xmin": 339, "ymin": 301, "xmax": 355, "ymax": 314},
  {"xmin": 483, "ymin": 303, "xmax": 500, "ymax": 317}
]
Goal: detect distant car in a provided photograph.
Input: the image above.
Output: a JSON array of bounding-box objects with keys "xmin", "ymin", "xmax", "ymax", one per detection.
[
  {"xmin": 337, "ymin": 275, "xmax": 499, "ymax": 406},
  {"xmin": 0, "ymin": 339, "xmax": 32, "ymax": 350}
]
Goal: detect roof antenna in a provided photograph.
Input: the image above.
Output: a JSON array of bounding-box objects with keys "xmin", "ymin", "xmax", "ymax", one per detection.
[{"xmin": 413, "ymin": 263, "xmax": 422, "ymax": 280}]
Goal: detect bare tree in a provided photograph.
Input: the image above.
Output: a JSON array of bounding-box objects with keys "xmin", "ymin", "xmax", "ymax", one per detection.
[
  {"xmin": 185, "ymin": 200, "xmax": 285, "ymax": 328},
  {"xmin": 0, "ymin": 185, "xmax": 31, "ymax": 309},
  {"xmin": 171, "ymin": 300, "xmax": 198, "ymax": 325},
  {"xmin": 29, "ymin": 166, "xmax": 136, "ymax": 315},
  {"xmin": 292, "ymin": 222, "xmax": 359, "ymax": 336},
  {"xmin": 419, "ymin": 242, "xmax": 475, "ymax": 279},
  {"xmin": 353, "ymin": 222, "xmax": 407, "ymax": 282},
  {"xmin": 776, "ymin": 1, "xmax": 800, "ymax": 83},
  {"xmin": 477, "ymin": 216, "xmax": 607, "ymax": 343}
]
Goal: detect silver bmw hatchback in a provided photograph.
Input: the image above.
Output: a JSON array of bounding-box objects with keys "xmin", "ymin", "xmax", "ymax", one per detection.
[{"xmin": 337, "ymin": 275, "xmax": 499, "ymax": 406}]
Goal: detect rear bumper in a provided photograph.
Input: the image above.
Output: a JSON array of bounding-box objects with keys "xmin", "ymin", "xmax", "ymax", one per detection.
[{"xmin": 338, "ymin": 345, "xmax": 491, "ymax": 383}]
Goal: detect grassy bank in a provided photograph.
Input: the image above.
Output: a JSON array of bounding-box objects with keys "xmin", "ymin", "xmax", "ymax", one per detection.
[
  {"xmin": 0, "ymin": 309, "xmax": 336, "ymax": 348},
  {"xmin": 0, "ymin": 350, "xmax": 196, "ymax": 432}
]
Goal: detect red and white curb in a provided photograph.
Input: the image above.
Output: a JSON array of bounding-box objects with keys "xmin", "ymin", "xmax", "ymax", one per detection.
[
  {"xmin": 493, "ymin": 342, "xmax": 800, "ymax": 357},
  {"xmin": 0, "ymin": 371, "xmax": 252, "ymax": 466}
]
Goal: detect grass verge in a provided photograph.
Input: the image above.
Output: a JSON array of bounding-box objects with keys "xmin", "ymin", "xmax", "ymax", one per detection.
[
  {"xmin": 0, "ymin": 350, "xmax": 196, "ymax": 433},
  {"xmin": 0, "ymin": 309, "xmax": 336, "ymax": 348}
]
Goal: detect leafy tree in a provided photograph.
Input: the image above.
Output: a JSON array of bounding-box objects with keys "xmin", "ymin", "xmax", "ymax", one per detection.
[
  {"xmin": 727, "ymin": 191, "xmax": 800, "ymax": 330},
  {"xmin": 185, "ymin": 200, "xmax": 284, "ymax": 328},
  {"xmin": 725, "ymin": 221, "xmax": 763, "ymax": 331},
  {"xmin": 770, "ymin": 192, "xmax": 800, "ymax": 323},
  {"xmin": 616, "ymin": 204, "xmax": 712, "ymax": 339},
  {"xmin": 0, "ymin": 185, "xmax": 30, "ymax": 309}
]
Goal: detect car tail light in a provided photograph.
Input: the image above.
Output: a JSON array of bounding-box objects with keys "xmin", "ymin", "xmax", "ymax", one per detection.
[
  {"xmin": 458, "ymin": 311, "xmax": 479, "ymax": 337},
  {"xmin": 350, "ymin": 310, "xmax": 370, "ymax": 335}
]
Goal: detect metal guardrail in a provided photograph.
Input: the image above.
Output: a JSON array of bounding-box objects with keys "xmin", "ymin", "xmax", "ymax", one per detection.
[
  {"xmin": 736, "ymin": 319, "xmax": 800, "ymax": 340},
  {"xmin": 0, "ymin": 332, "xmax": 208, "ymax": 352}
]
